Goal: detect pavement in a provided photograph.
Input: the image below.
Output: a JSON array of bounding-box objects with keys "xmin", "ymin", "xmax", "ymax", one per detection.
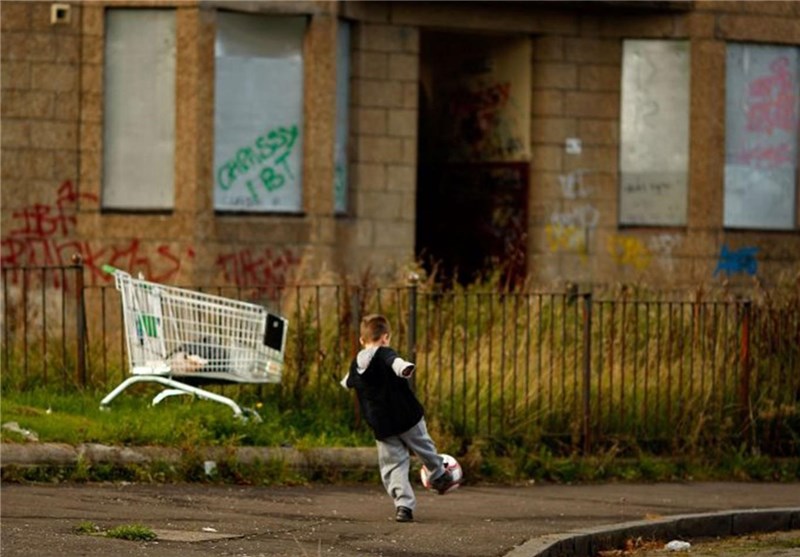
[{"xmin": 1, "ymin": 445, "xmax": 799, "ymax": 557}]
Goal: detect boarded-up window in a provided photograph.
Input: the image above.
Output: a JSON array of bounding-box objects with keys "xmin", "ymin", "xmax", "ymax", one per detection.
[
  {"xmin": 334, "ymin": 21, "xmax": 350, "ymax": 215},
  {"xmin": 213, "ymin": 13, "xmax": 305, "ymax": 213},
  {"xmin": 619, "ymin": 40, "xmax": 690, "ymax": 226},
  {"xmin": 724, "ymin": 44, "xmax": 799, "ymax": 230},
  {"xmin": 103, "ymin": 9, "xmax": 176, "ymax": 210}
]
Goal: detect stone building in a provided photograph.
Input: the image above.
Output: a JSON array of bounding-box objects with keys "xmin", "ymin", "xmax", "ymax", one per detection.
[{"xmin": 2, "ymin": 1, "xmax": 798, "ymax": 290}]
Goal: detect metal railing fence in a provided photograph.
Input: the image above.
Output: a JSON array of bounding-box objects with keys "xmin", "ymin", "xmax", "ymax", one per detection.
[{"xmin": 2, "ymin": 263, "xmax": 798, "ymax": 455}]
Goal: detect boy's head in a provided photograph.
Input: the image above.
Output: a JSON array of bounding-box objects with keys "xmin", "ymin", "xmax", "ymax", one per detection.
[{"xmin": 360, "ymin": 314, "xmax": 391, "ymax": 346}]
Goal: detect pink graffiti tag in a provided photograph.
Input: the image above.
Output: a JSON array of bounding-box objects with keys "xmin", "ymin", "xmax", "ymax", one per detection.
[
  {"xmin": 746, "ymin": 56, "xmax": 797, "ymax": 136},
  {"xmin": 734, "ymin": 143, "xmax": 794, "ymax": 166}
]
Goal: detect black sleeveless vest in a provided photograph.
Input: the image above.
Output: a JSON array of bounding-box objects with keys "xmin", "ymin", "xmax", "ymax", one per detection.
[{"xmin": 346, "ymin": 346, "xmax": 424, "ymax": 440}]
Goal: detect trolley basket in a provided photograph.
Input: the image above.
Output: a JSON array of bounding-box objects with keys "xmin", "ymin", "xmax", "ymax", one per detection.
[{"xmin": 100, "ymin": 267, "xmax": 288, "ymax": 421}]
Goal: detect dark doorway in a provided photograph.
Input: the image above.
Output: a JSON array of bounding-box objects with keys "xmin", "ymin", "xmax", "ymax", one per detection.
[{"xmin": 416, "ymin": 31, "xmax": 531, "ymax": 285}]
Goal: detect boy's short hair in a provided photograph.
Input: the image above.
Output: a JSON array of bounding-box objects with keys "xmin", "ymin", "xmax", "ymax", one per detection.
[{"xmin": 360, "ymin": 314, "xmax": 391, "ymax": 342}]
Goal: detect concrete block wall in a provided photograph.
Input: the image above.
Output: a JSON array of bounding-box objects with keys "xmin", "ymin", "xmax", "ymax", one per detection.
[
  {"xmin": 1, "ymin": 1, "xmax": 83, "ymax": 270},
  {"xmin": 529, "ymin": 13, "xmax": 658, "ymax": 287},
  {"xmin": 525, "ymin": 3, "xmax": 800, "ymax": 288},
  {"xmin": 1, "ymin": 1, "xmax": 343, "ymax": 290},
  {"xmin": 2, "ymin": 1, "xmax": 798, "ymax": 291},
  {"xmin": 339, "ymin": 20, "xmax": 419, "ymax": 277},
  {"xmin": 379, "ymin": 1, "xmax": 799, "ymax": 289}
]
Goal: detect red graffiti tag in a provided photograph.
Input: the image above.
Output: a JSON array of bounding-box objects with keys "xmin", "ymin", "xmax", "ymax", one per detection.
[
  {"xmin": 449, "ymin": 82, "xmax": 511, "ymax": 118},
  {"xmin": 215, "ymin": 248, "xmax": 300, "ymax": 289},
  {"xmin": 1, "ymin": 180, "xmax": 191, "ymax": 290}
]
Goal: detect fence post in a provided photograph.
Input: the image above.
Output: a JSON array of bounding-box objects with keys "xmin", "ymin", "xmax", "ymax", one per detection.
[
  {"xmin": 738, "ymin": 300, "xmax": 752, "ymax": 443},
  {"xmin": 582, "ymin": 292, "xmax": 593, "ymax": 455},
  {"xmin": 407, "ymin": 273, "xmax": 419, "ymax": 391},
  {"xmin": 72, "ymin": 253, "xmax": 87, "ymax": 387}
]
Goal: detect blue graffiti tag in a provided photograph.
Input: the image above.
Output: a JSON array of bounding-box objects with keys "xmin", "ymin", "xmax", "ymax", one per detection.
[{"xmin": 713, "ymin": 244, "xmax": 759, "ymax": 277}]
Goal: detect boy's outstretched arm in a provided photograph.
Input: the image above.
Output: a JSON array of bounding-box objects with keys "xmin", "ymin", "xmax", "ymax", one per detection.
[{"xmin": 391, "ymin": 357, "xmax": 415, "ymax": 378}]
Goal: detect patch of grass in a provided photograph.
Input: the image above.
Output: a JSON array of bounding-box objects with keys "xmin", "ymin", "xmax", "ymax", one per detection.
[
  {"xmin": 0, "ymin": 387, "xmax": 372, "ymax": 448},
  {"xmin": 74, "ymin": 521, "xmax": 157, "ymax": 541},
  {"xmin": 105, "ymin": 524, "xmax": 157, "ymax": 541}
]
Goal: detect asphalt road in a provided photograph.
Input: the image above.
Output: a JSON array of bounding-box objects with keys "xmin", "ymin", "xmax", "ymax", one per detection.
[{"xmin": 2, "ymin": 482, "xmax": 799, "ymax": 557}]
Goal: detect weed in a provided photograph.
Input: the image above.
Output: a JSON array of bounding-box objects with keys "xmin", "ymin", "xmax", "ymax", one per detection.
[
  {"xmin": 73, "ymin": 521, "xmax": 100, "ymax": 535},
  {"xmin": 105, "ymin": 524, "xmax": 157, "ymax": 541}
]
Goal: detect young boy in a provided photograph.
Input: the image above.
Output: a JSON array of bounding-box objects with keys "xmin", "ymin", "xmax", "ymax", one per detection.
[{"xmin": 340, "ymin": 313, "xmax": 456, "ymax": 522}]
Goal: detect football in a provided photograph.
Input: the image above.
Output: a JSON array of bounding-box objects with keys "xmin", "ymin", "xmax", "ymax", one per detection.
[{"xmin": 420, "ymin": 454, "xmax": 463, "ymax": 493}]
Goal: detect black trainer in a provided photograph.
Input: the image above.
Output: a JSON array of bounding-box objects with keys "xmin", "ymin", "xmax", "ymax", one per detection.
[
  {"xmin": 395, "ymin": 506, "xmax": 413, "ymax": 522},
  {"xmin": 430, "ymin": 470, "xmax": 456, "ymax": 495}
]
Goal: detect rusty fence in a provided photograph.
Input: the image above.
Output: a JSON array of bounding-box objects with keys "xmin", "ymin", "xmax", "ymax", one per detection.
[{"xmin": 2, "ymin": 263, "xmax": 798, "ymax": 455}]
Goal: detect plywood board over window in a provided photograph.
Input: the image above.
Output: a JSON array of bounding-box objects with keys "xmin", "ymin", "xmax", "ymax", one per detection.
[
  {"xmin": 724, "ymin": 44, "xmax": 799, "ymax": 231},
  {"xmin": 103, "ymin": 9, "xmax": 176, "ymax": 210},
  {"xmin": 619, "ymin": 40, "xmax": 690, "ymax": 227},
  {"xmin": 213, "ymin": 13, "xmax": 306, "ymax": 213}
]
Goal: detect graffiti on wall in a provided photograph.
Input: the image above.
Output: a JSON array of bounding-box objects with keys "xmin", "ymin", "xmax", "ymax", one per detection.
[
  {"xmin": 2, "ymin": 182, "xmax": 304, "ymax": 290},
  {"xmin": 215, "ymin": 124, "xmax": 299, "ymax": 208},
  {"xmin": 745, "ymin": 57, "xmax": 796, "ymax": 136},
  {"xmin": 733, "ymin": 56, "xmax": 797, "ymax": 169},
  {"xmin": 647, "ymin": 234, "xmax": 682, "ymax": 273},
  {"xmin": 558, "ymin": 168, "xmax": 593, "ymax": 200},
  {"xmin": 714, "ymin": 244, "xmax": 759, "ymax": 277},
  {"xmin": 545, "ymin": 169, "xmax": 598, "ymax": 262},
  {"xmin": 544, "ymin": 170, "xmax": 691, "ymax": 273},
  {"xmin": 725, "ymin": 46, "xmax": 798, "ymax": 230},
  {"xmin": 447, "ymin": 81, "xmax": 525, "ymax": 161},
  {"xmin": 427, "ymin": 34, "xmax": 531, "ymax": 164},
  {"xmin": 216, "ymin": 247, "xmax": 300, "ymax": 289},
  {"xmin": 546, "ymin": 206, "xmax": 599, "ymax": 262},
  {"xmin": 1, "ymin": 180, "xmax": 192, "ymax": 289},
  {"xmin": 607, "ymin": 235, "xmax": 652, "ymax": 271}
]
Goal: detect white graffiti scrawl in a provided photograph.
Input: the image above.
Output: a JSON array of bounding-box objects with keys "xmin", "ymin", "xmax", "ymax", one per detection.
[{"xmin": 546, "ymin": 169, "xmax": 598, "ymax": 262}]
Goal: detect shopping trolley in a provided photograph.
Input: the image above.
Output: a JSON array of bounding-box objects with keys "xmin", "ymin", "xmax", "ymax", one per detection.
[{"xmin": 100, "ymin": 266, "xmax": 288, "ymax": 421}]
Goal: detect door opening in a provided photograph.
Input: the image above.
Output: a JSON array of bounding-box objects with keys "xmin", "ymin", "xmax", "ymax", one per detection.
[{"xmin": 416, "ymin": 31, "xmax": 531, "ymax": 285}]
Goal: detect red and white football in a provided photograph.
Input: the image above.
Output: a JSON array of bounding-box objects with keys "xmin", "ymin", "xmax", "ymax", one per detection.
[{"xmin": 420, "ymin": 453, "xmax": 463, "ymax": 493}]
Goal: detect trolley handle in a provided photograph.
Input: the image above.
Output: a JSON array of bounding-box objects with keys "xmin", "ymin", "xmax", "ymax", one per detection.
[{"xmin": 101, "ymin": 264, "xmax": 132, "ymax": 290}]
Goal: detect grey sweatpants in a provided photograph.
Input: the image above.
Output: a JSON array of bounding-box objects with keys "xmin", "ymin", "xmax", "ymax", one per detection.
[{"xmin": 377, "ymin": 418, "xmax": 445, "ymax": 511}]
